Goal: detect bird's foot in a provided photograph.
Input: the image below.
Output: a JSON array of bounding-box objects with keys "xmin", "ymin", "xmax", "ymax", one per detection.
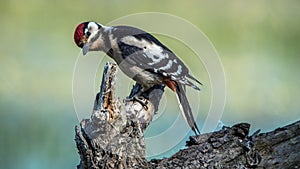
[{"xmin": 125, "ymin": 96, "xmax": 148, "ymax": 110}]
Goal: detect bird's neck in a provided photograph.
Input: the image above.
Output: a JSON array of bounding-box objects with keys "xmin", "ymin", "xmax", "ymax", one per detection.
[
  {"xmin": 87, "ymin": 26, "xmax": 112, "ymax": 54},
  {"xmin": 99, "ymin": 26, "xmax": 123, "ymax": 63}
]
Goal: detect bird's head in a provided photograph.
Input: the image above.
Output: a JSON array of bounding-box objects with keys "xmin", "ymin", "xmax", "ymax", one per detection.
[{"xmin": 74, "ymin": 21, "xmax": 102, "ymax": 55}]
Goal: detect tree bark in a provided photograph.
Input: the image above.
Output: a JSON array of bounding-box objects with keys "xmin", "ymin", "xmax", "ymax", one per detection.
[{"xmin": 75, "ymin": 63, "xmax": 300, "ymax": 169}]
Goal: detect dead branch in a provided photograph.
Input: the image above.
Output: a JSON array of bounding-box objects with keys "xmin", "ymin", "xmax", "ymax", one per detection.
[{"xmin": 75, "ymin": 63, "xmax": 299, "ymax": 169}]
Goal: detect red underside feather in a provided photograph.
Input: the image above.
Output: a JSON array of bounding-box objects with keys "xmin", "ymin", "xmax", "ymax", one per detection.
[{"xmin": 163, "ymin": 78, "xmax": 177, "ymax": 92}]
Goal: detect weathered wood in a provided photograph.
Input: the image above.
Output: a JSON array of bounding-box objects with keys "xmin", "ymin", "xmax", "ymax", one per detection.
[
  {"xmin": 75, "ymin": 63, "xmax": 300, "ymax": 169},
  {"xmin": 151, "ymin": 121, "xmax": 299, "ymax": 168},
  {"xmin": 75, "ymin": 63, "xmax": 164, "ymax": 169}
]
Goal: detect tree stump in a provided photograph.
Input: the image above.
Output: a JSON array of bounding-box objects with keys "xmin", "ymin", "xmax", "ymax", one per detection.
[{"xmin": 75, "ymin": 63, "xmax": 300, "ymax": 169}]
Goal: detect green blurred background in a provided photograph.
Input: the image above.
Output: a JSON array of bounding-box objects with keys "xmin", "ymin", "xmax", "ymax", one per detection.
[{"xmin": 1, "ymin": 0, "xmax": 299, "ymax": 168}]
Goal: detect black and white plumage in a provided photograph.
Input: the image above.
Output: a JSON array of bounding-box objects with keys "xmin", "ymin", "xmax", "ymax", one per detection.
[{"xmin": 74, "ymin": 21, "xmax": 202, "ymax": 135}]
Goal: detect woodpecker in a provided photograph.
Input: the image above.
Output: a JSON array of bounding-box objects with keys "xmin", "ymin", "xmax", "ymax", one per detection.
[{"xmin": 74, "ymin": 21, "xmax": 202, "ymax": 135}]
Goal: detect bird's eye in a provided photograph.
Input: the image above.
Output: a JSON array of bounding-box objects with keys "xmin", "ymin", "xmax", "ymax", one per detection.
[{"xmin": 86, "ymin": 32, "xmax": 91, "ymax": 37}]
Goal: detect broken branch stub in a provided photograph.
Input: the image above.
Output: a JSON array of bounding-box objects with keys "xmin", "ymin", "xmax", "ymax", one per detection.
[{"xmin": 75, "ymin": 62, "xmax": 164, "ymax": 169}]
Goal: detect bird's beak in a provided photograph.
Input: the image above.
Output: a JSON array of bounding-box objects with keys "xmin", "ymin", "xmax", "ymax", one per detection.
[
  {"xmin": 82, "ymin": 43, "xmax": 90, "ymax": 55},
  {"xmin": 79, "ymin": 36, "xmax": 89, "ymax": 55},
  {"xmin": 80, "ymin": 30, "xmax": 100, "ymax": 55}
]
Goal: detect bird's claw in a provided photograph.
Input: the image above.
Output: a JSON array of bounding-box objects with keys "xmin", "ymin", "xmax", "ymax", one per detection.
[{"xmin": 125, "ymin": 96, "xmax": 148, "ymax": 110}]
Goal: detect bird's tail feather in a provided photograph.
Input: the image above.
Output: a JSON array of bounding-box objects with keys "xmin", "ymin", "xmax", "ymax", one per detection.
[
  {"xmin": 187, "ymin": 74, "xmax": 203, "ymax": 86},
  {"xmin": 175, "ymin": 83, "xmax": 200, "ymax": 135}
]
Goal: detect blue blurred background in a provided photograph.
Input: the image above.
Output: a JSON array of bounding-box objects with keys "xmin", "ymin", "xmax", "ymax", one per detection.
[{"xmin": 1, "ymin": 0, "xmax": 299, "ymax": 168}]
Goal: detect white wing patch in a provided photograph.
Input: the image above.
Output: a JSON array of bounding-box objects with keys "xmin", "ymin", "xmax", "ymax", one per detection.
[
  {"xmin": 170, "ymin": 65, "xmax": 182, "ymax": 76},
  {"xmin": 120, "ymin": 36, "xmax": 169, "ymax": 65},
  {"xmin": 162, "ymin": 72, "xmax": 168, "ymax": 76},
  {"xmin": 160, "ymin": 60, "xmax": 173, "ymax": 70}
]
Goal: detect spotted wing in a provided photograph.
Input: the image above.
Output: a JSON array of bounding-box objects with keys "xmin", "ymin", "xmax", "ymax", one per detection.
[{"xmin": 117, "ymin": 32, "xmax": 201, "ymax": 90}]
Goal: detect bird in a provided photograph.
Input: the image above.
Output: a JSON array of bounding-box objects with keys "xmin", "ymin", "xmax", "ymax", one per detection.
[{"xmin": 74, "ymin": 21, "xmax": 202, "ymax": 135}]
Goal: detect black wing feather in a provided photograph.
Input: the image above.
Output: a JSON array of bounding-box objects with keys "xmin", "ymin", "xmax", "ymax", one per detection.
[{"xmin": 114, "ymin": 26, "xmax": 201, "ymax": 87}]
